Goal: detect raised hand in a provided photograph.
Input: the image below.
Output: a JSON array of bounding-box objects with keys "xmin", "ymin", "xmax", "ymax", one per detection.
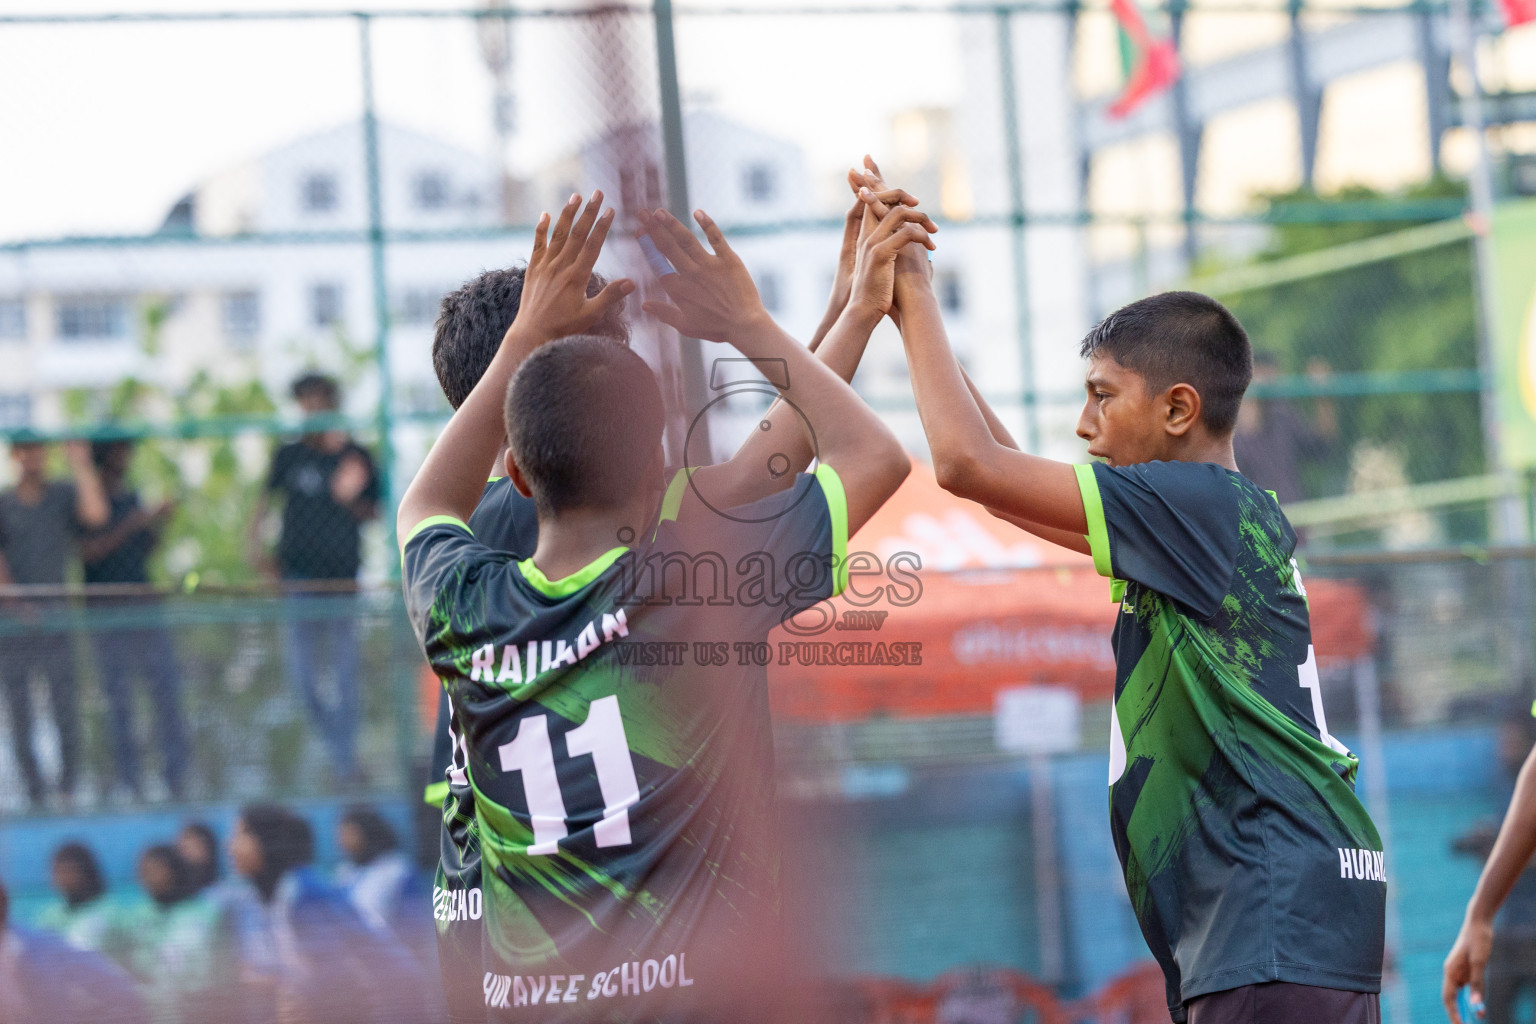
[
  {"xmin": 848, "ymin": 160, "xmax": 936, "ymax": 325},
  {"xmin": 849, "ymin": 187, "xmax": 937, "ymax": 322},
  {"xmin": 515, "ymin": 190, "xmax": 632, "ymax": 344},
  {"xmin": 638, "ymin": 208, "xmax": 767, "ymax": 345},
  {"xmin": 828, "ymin": 189, "xmax": 865, "ymax": 316},
  {"xmin": 836, "ymin": 160, "xmax": 920, "ymax": 297},
  {"xmin": 850, "ymin": 192, "xmax": 937, "ymax": 319},
  {"xmin": 1443, "ymin": 917, "xmax": 1491, "ymax": 1024},
  {"xmin": 331, "ymin": 451, "xmax": 372, "ymax": 506}
]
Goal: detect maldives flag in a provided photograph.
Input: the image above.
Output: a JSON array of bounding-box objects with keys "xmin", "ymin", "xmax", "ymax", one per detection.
[
  {"xmin": 1110, "ymin": 0, "xmax": 1181, "ymax": 118},
  {"xmin": 1501, "ymin": 0, "xmax": 1536, "ymax": 27}
]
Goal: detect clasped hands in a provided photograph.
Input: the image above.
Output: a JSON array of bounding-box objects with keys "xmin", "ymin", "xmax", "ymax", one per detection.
[{"xmin": 637, "ymin": 155, "xmax": 939, "ymax": 345}]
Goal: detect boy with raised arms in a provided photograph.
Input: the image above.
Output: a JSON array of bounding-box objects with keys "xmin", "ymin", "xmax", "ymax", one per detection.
[
  {"xmin": 424, "ymin": 194, "xmax": 633, "ymax": 1023},
  {"xmin": 420, "ymin": 181, "xmax": 932, "ymax": 1020},
  {"xmin": 400, "ymin": 191, "xmax": 923, "ymax": 1020},
  {"xmin": 865, "ymin": 187, "xmax": 1386, "ymax": 1024}
]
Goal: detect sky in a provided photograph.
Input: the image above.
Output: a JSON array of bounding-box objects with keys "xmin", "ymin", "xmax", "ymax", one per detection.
[{"xmin": 0, "ymin": 0, "xmax": 969, "ymax": 242}]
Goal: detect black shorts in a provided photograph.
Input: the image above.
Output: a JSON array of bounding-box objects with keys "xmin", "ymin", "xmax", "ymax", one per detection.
[{"xmin": 1185, "ymin": 982, "xmax": 1380, "ymax": 1024}]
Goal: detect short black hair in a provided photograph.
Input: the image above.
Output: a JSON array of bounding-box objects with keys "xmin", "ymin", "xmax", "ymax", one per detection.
[
  {"xmin": 1079, "ymin": 291, "xmax": 1253, "ymax": 435},
  {"xmin": 239, "ymin": 803, "xmax": 314, "ymax": 900},
  {"xmin": 434, "ymin": 267, "xmax": 630, "ymax": 410},
  {"xmin": 291, "ymin": 372, "xmax": 340, "ymax": 408},
  {"xmin": 52, "ymin": 842, "xmax": 106, "ymax": 907},
  {"xmin": 340, "ymin": 805, "xmax": 398, "ymax": 866},
  {"xmin": 139, "ymin": 844, "xmax": 192, "ymax": 905},
  {"xmin": 505, "ymin": 336, "xmax": 664, "ymax": 515},
  {"xmin": 178, "ymin": 821, "xmax": 221, "ymax": 892}
]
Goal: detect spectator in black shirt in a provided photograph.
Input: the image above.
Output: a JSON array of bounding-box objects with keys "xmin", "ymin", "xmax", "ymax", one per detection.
[
  {"xmin": 0, "ymin": 440, "xmax": 109, "ymax": 808},
  {"xmin": 81, "ymin": 439, "xmax": 189, "ymax": 802},
  {"xmin": 247, "ymin": 375, "xmax": 379, "ymax": 781}
]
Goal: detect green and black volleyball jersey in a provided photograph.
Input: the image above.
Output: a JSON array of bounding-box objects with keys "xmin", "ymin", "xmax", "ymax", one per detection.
[
  {"xmin": 1074, "ymin": 460, "xmax": 1385, "ymax": 1021},
  {"xmin": 404, "ymin": 468, "xmax": 847, "ymax": 1023},
  {"xmin": 430, "ymin": 478, "xmax": 540, "ymax": 802},
  {"xmin": 429, "ymin": 476, "xmax": 540, "ymax": 1023},
  {"xmin": 428, "ymin": 472, "xmax": 696, "ymax": 803},
  {"xmin": 428, "ymin": 472, "xmax": 706, "ymax": 1023}
]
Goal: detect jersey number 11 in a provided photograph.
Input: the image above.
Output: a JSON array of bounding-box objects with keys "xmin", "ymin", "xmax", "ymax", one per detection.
[{"xmin": 498, "ymin": 695, "xmax": 642, "ymax": 856}]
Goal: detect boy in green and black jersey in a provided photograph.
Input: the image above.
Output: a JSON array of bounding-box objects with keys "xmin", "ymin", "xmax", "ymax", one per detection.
[
  {"xmin": 421, "ymin": 183, "xmax": 931, "ymax": 1020},
  {"xmin": 401, "ymin": 194, "xmax": 922, "ymax": 1021},
  {"xmin": 873, "ymin": 181, "xmax": 1386, "ymax": 1024}
]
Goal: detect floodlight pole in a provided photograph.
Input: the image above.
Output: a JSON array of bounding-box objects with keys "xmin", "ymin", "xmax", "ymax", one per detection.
[{"xmin": 653, "ymin": 0, "xmax": 711, "ymax": 457}]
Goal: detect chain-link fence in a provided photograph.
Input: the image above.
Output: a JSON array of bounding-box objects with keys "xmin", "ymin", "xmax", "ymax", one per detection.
[{"xmin": 2, "ymin": 3, "xmax": 1536, "ymax": 1023}]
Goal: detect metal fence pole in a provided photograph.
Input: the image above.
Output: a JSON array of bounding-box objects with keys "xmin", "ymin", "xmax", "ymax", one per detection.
[
  {"xmin": 358, "ymin": 12, "xmax": 395, "ymax": 559},
  {"xmin": 360, "ymin": 15, "xmax": 413, "ymax": 786},
  {"xmin": 1352, "ymin": 656, "xmax": 1411, "ymax": 1024},
  {"xmin": 1448, "ymin": 0, "xmax": 1517, "ymax": 541},
  {"xmin": 996, "ymin": 7, "xmax": 1039, "ymax": 453},
  {"xmin": 654, "ymin": 0, "xmax": 711, "ymax": 457}
]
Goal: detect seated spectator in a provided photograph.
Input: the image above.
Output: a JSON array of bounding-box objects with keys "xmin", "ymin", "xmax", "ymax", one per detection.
[
  {"xmin": 123, "ymin": 845, "xmax": 231, "ymax": 1024},
  {"xmin": 228, "ymin": 804, "xmax": 430, "ymax": 1024},
  {"xmin": 0, "ymin": 880, "xmax": 149, "ymax": 1024},
  {"xmin": 335, "ymin": 806, "xmax": 415, "ymax": 934},
  {"xmin": 37, "ymin": 842, "xmax": 128, "ymax": 961},
  {"xmin": 82, "ymin": 439, "xmax": 189, "ymax": 803},
  {"xmin": 176, "ymin": 823, "xmax": 221, "ymax": 897}
]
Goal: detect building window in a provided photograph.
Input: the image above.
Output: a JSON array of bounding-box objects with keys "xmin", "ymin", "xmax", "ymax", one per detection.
[
  {"xmin": 0, "ymin": 394, "xmax": 31, "ymax": 430},
  {"xmin": 412, "ymin": 171, "xmax": 451, "ymax": 211},
  {"xmin": 757, "ymin": 270, "xmax": 782, "ymax": 314},
  {"xmin": 223, "ymin": 291, "xmax": 261, "ymax": 348},
  {"xmin": 394, "ymin": 287, "xmax": 445, "ymax": 326},
  {"xmin": 310, "ymin": 283, "xmax": 344, "ymax": 329},
  {"xmin": 301, "ymin": 172, "xmax": 339, "ymax": 213},
  {"xmin": 0, "ymin": 299, "xmax": 24, "ymax": 339},
  {"xmin": 743, "ymin": 162, "xmax": 776, "ymax": 204},
  {"xmin": 937, "ymin": 270, "xmax": 964, "ymax": 314},
  {"xmin": 56, "ymin": 297, "xmax": 129, "ymax": 341}
]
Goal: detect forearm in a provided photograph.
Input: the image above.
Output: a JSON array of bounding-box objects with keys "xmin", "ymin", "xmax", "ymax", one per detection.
[
  {"xmin": 398, "ymin": 323, "xmax": 540, "ymax": 534},
  {"xmin": 727, "ymin": 312, "xmax": 894, "ymax": 473},
  {"xmin": 960, "ymin": 367, "xmax": 1085, "ymax": 549},
  {"xmin": 962, "ymin": 366, "xmax": 1021, "ymax": 450},
  {"xmin": 807, "ymin": 293, "xmax": 846, "ymax": 353},
  {"xmin": 81, "ymin": 516, "xmax": 145, "ymax": 565},
  {"xmin": 898, "ymin": 282, "xmax": 1085, "ymax": 533},
  {"xmin": 808, "ymin": 198, "xmax": 862, "ymax": 353},
  {"xmin": 72, "ymin": 468, "xmax": 110, "ymax": 529},
  {"xmin": 985, "ymin": 507, "xmax": 1092, "ymax": 556},
  {"xmin": 1468, "ymin": 746, "xmax": 1536, "ymax": 924},
  {"xmin": 706, "ymin": 304, "xmax": 884, "ymax": 504},
  {"xmin": 900, "ymin": 287, "xmax": 998, "ymax": 474},
  {"xmin": 247, "ymin": 494, "xmax": 271, "ymax": 548}
]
